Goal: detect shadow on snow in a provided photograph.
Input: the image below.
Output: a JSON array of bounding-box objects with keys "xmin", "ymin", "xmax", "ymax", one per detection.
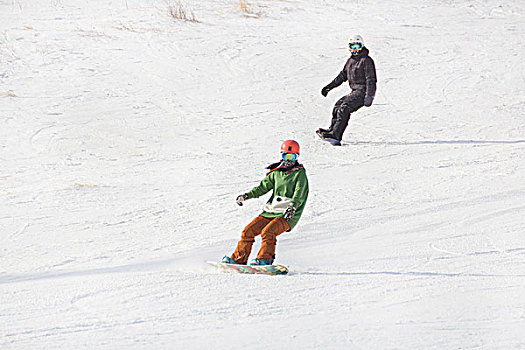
[
  {"xmin": 296, "ymin": 270, "xmax": 525, "ymax": 278},
  {"xmin": 346, "ymin": 139, "xmax": 525, "ymax": 146}
]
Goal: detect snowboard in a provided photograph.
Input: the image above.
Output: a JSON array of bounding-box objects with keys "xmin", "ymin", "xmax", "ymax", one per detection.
[
  {"xmin": 316, "ymin": 129, "xmax": 341, "ymax": 146},
  {"xmin": 207, "ymin": 261, "xmax": 288, "ymax": 275}
]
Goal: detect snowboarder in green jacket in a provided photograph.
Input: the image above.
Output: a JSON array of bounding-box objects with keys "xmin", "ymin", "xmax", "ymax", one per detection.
[{"xmin": 222, "ymin": 140, "xmax": 309, "ymax": 266}]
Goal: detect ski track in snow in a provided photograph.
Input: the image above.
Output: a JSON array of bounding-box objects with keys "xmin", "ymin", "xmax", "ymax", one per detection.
[{"xmin": 1, "ymin": 0, "xmax": 524, "ymax": 349}]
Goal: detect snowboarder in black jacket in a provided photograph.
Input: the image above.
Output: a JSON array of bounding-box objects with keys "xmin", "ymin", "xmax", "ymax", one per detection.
[{"xmin": 318, "ymin": 35, "xmax": 377, "ymax": 142}]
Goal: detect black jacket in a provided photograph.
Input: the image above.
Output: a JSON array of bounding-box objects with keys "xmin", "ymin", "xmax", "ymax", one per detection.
[{"xmin": 327, "ymin": 47, "xmax": 377, "ymax": 97}]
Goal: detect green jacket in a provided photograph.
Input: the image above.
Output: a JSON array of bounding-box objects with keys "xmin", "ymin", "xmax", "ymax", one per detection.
[{"xmin": 246, "ymin": 166, "xmax": 309, "ymax": 230}]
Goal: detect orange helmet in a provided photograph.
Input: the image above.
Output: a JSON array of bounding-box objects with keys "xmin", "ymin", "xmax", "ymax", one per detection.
[{"xmin": 280, "ymin": 140, "xmax": 300, "ymax": 154}]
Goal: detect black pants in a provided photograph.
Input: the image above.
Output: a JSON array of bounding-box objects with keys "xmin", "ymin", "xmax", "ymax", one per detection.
[{"xmin": 329, "ymin": 91, "xmax": 365, "ymax": 140}]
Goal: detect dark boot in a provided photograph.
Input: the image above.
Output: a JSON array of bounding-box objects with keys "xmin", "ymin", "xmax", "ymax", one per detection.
[{"xmin": 321, "ymin": 131, "xmax": 337, "ymax": 139}]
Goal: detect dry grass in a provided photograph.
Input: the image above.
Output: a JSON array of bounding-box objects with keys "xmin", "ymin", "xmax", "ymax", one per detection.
[
  {"xmin": 167, "ymin": 1, "xmax": 198, "ymax": 22},
  {"xmin": 236, "ymin": 0, "xmax": 262, "ymax": 18},
  {"xmin": 238, "ymin": 0, "xmax": 250, "ymax": 13}
]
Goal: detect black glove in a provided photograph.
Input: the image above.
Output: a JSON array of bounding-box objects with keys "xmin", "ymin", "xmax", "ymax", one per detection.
[
  {"xmin": 321, "ymin": 85, "xmax": 332, "ymax": 97},
  {"xmin": 236, "ymin": 193, "xmax": 249, "ymax": 206},
  {"xmin": 364, "ymin": 95, "xmax": 374, "ymax": 107},
  {"xmin": 283, "ymin": 203, "xmax": 296, "ymax": 221}
]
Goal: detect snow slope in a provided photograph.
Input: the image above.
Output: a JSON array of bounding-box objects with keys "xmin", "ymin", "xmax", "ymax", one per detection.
[{"xmin": 1, "ymin": 0, "xmax": 524, "ymax": 348}]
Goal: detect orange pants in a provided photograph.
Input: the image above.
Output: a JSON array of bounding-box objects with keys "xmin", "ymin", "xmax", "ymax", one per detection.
[{"xmin": 231, "ymin": 216, "xmax": 290, "ymax": 265}]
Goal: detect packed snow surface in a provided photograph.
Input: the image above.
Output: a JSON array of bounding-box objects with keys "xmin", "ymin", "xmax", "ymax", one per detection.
[{"xmin": 1, "ymin": 0, "xmax": 524, "ymax": 349}]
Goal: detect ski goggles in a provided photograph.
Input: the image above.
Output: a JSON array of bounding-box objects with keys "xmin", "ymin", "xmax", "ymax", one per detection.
[
  {"xmin": 349, "ymin": 42, "xmax": 362, "ymax": 51},
  {"xmin": 281, "ymin": 152, "xmax": 298, "ymax": 161}
]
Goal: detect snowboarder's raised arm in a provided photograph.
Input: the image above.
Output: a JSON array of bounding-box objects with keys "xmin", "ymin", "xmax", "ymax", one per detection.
[
  {"xmin": 246, "ymin": 173, "xmax": 274, "ymax": 199},
  {"xmin": 328, "ymin": 62, "xmax": 349, "ymax": 89},
  {"xmin": 321, "ymin": 61, "xmax": 349, "ymax": 97}
]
